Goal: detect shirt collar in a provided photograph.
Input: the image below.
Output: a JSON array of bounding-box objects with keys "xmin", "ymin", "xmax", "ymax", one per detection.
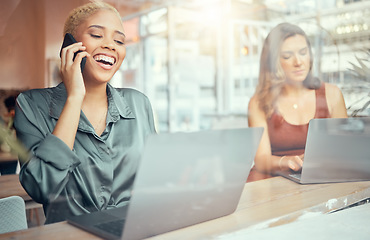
[
  {"xmin": 49, "ymin": 83, "xmax": 135, "ymax": 121},
  {"xmin": 106, "ymin": 83, "xmax": 135, "ymax": 120}
]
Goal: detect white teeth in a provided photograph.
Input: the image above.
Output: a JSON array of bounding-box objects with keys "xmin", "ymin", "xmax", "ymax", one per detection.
[{"xmin": 94, "ymin": 55, "xmax": 115, "ymax": 65}]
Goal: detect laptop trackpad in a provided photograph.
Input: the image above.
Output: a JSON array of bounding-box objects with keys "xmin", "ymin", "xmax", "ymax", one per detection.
[
  {"xmin": 69, "ymin": 206, "xmax": 128, "ymax": 226},
  {"xmin": 67, "ymin": 206, "xmax": 128, "ymax": 239}
]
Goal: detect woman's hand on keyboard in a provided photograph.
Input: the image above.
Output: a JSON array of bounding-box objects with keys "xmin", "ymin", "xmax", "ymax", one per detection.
[{"xmin": 279, "ymin": 154, "xmax": 304, "ymax": 172}]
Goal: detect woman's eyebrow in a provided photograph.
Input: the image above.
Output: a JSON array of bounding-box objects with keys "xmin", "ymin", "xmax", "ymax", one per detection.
[
  {"xmin": 88, "ymin": 25, "xmax": 126, "ymax": 38},
  {"xmin": 281, "ymin": 50, "xmax": 293, "ymax": 55},
  {"xmin": 281, "ymin": 46, "xmax": 307, "ymax": 54}
]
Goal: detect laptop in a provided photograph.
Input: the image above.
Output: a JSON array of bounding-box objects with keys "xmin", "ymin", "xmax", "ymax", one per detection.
[
  {"xmin": 67, "ymin": 127, "xmax": 263, "ymax": 240},
  {"xmin": 277, "ymin": 117, "xmax": 370, "ymax": 184}
]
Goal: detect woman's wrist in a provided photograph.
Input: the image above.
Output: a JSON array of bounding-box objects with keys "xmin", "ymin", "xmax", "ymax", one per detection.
[
  {"xmin": 66, "ymin": 94, "xmax": 84, "ymax": 106},
  {"xmin": 279, "ymin": 156, "xmax": 286, "ymax": 171}
]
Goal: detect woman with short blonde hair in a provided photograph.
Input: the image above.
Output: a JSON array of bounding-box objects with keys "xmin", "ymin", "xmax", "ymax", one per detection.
[{"xmin": 15, "ymin": 2, "xmax": 156, "ymax": 224}]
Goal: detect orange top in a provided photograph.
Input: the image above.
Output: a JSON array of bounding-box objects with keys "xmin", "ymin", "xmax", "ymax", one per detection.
[{"xmin": 267, "ymin": 83, "xmax": 330, "ymax": 156}]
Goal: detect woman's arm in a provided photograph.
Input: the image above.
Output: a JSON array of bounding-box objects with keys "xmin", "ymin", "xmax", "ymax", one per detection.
[
  {"xmin": 15, "ymin": 93, "xmax": 81, "ymax": 204},
  {"xmin": 54, "ymin": 42, "xmax": 89, "ymax": 149},
  {"xmin": 248, "ymin": 96, "xmax": 303, "ymax": 174},
  {"xmin": 325, "ymin": 83, "xmax": 348, "ymax": 118},
  {"xmin": 14, "ymin": 43, "xmax": 89, "ymax": 204}
]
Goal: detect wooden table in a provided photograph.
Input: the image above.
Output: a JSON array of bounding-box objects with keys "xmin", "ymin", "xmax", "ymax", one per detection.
[
  {"xmin": 1, "ymin": 177, "xmax": 369, "ymax": 240},
  {"xmin": 0, "ymin": 174, "xmax": 43, "ymax": 227},
  {"xmin": 0, "ymin": 174, "xmax": 30, "ymax": 201}
]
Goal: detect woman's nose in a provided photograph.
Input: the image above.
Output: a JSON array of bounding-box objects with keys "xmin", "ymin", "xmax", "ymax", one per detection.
[
  {"xmin": 294, "ymin": 55, "xmax": 302, "ymax": 66},
  {"xmin": 102, "ymin": 38, "xmax": 115, "ymax": 51}
]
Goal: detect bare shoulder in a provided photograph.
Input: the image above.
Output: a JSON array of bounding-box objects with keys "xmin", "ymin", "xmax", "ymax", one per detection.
[
  {"xmin": 248, "ymin": 94, "xmax": 267, "ymax": 126},
  {"xmin": 248, "ymin": 95, "xmax": 260, "ymax": 111},
  {"xmin": 324, "ymin": 83, "xmax": 348, "ymax": 117},
  {"xmin": 324, "ymin": 82, "xmax": 343, "ymax": 99}
]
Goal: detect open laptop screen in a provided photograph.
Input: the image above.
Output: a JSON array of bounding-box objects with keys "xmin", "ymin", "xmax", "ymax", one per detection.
[{"xmin": 278, "ymin": 117, "xmax": 370, "ymax": 184}]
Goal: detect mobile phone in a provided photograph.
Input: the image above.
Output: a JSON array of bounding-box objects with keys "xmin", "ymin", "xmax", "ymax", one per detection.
[{"xmin": 59, "ymin": 33, "xmax": 86, "ymax": 73}]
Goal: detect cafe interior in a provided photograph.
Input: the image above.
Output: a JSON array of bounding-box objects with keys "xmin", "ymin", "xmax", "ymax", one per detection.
[{"xmin": 0, "ymin": 0, "xmax": 369, "ymax": 239}]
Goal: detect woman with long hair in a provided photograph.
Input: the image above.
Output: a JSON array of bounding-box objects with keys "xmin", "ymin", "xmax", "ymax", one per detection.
[{"xmin": 248, "ymin": 23, "xmax": 347, "ymax": 174}]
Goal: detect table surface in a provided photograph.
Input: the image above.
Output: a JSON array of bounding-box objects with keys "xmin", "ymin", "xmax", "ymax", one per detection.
[
  {"xmin": 1, "ymin": 176, "xmax": 369, "ymax": 240},
  {"xmin": 0, "ymin": 174, "xmax": 30, "ymax": 201}
]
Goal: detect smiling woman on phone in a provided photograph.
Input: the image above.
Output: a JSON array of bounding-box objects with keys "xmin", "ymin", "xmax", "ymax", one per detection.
[{"xmin": 14, "ymin": 2, "xmax": 156, "ymax": 224}]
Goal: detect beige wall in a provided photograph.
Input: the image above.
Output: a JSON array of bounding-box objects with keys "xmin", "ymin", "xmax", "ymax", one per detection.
[
  {"xmin": 0, "ymin": 0, "xmax": 45, "ymax": 90},
  {"xmin": 44, "ymin": 0, "xmax": 87, "ymax": 87},
  {"xmin": 0, "ymin": 0, "xmax": 87, "ymax": 90},
  {"xmin": 0, "ymin": 0, "xmax": 140, "ymax": 91}
]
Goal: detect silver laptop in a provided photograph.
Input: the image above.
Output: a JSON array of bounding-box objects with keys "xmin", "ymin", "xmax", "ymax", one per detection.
[
  {"xmin": 67, "ymin": 127, "xmax": 263, "ymax": 240},
  {"xmin": 278, "ymin": 117, "xmax": 370, "ymax": 184}
]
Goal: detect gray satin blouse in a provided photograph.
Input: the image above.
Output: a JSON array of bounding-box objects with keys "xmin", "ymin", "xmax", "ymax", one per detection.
[{"xmin": 14, "ymin": 83, "xmax": 156, "ymax": 224}]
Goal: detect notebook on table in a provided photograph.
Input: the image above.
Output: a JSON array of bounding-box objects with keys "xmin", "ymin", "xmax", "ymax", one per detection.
[
  {"xmin": 67, "ymin": 127, "xmax": 263, "ymax": 240},
  {"xmin": 277, "ymin": 117, "xmax": 370, "ymax": 184}
]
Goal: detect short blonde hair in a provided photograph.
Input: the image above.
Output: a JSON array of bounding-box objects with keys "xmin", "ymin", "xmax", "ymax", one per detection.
[{"xmin": 63, "ymin": 1, "xmax": 121, "ymax": 37}]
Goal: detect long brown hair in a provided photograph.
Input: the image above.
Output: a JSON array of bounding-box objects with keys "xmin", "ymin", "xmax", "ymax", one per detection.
[{"xmin": 255, "ymin": 22, "xmax": 321, "ymax": 117}]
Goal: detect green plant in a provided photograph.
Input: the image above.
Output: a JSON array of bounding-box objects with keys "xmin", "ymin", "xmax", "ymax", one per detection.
[
  {"xmin": 0, "ymin": 121, "xmax": 29, "ymax": 163},
  {"xmin": 346, "ymin": 48, "xmax": 370, "ymax": 117}
]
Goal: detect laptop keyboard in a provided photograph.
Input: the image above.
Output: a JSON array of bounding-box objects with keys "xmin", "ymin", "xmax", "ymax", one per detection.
[
  {"xmin": 289, "ymin": 173, "xmax": 302, "ymax": 180},
  {"xmin": 94, "ymin": 219, "xmax": 125, "ymax": 237}
]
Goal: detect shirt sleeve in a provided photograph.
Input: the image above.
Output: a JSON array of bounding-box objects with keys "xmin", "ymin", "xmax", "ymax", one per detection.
[
  {"xmin": 144, "ymin": 94, "xmax": 157, "ymax": 134},
  {"xmin": 14, "ymin": 92, "xmax": 81, "ymax": 205}
]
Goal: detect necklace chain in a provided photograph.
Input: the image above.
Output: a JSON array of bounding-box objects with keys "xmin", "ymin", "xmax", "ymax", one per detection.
[{"xmin": 94, "ymin": 108, "xmax": 107, "ymax": 131}]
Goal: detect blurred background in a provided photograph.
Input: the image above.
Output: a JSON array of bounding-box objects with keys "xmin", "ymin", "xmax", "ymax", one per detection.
[{"xmin": 1, "ymin": 0, "xmax": 370, "ymax": 133}]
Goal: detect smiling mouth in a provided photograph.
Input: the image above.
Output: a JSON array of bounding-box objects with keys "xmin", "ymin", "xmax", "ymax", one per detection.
[{"xmin": 93, "ymin": 55, "xmax": 116, "ymax": 66}]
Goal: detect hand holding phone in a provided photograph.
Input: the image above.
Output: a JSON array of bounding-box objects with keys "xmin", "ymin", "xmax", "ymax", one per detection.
[{"xmin": 60, "ymin": 33, "xmax": 86, "ymax": 73}]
